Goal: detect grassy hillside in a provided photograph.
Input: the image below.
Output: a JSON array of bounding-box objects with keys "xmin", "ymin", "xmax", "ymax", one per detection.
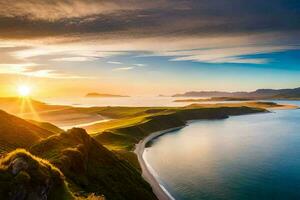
[
  {"xmin": 0, "ymin": 110, "xmax": 55, "ymax": 153},
  {"xmin": 30, "ymin": 128, "xmax": 157, "ymax": 200},
  {"xmin": 90, "ymin": 105, "xmax": 267, "ymax": 151},
  {"xmin": 0, "ymin": 149, "xmax": 74, "ymax": 200}
]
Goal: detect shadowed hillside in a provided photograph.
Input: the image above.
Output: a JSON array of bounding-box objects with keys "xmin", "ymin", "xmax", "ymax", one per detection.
[
  {"xmin": 30, "ymin": 128, "xmax": 157, "ymax": 200},
  {"xmin": 0, "ymin": 110, "xmax": 55, "ymax": 153},
  {"xmin": 28, "ymin": 120, "xmax": 64, "ymax": 134}
]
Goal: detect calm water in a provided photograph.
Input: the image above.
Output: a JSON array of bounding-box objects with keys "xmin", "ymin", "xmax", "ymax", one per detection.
[
  {"xmin": 41, "ymin": 96, "xmax": 244, "ymax": 107},
  {"xmin": 144, "ymin": 101, "xmax": 300, "ymax": 200},
  {"xmin": 42, "ymin": 96, "xmax": 189, "ymax": 107}
]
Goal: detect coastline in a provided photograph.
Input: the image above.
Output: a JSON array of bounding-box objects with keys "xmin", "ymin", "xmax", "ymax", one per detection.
[{"xmin": 134, "ymin": 126, "xmax": 185, "ymax": 200}]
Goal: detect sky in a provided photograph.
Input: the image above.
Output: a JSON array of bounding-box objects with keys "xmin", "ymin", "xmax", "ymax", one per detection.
[{"xmin": 0, "ymin": 0, "xmax": 300, "ymax": 97}]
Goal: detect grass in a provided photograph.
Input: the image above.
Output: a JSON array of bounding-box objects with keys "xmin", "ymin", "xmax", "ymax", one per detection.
[
  {"xmin": 76, "ymin": 194, "xmax": 105, "ymax": 200},
  {"xmin": 0, "ymin": 149, "xmax": 74, "ymax": 200}
]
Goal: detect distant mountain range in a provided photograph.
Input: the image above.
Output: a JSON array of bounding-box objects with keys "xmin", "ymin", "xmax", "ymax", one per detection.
[{"xmin": 173, "ymin": 87, "xmax": 300, "ymax": 99}]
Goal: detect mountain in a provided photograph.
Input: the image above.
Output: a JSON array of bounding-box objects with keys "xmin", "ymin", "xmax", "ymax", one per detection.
[
  {"xmin": 85, "ymin": 93, "xmax": 129, "ymax": 98},
  {"xmin": 0, "ymin": 110, "xmax": 55, "ymax": 153},
  {"xmin": 173, "ymin": 87, "xmax": 300, "ymax": 99},
  {"xmin": 272, "ymin": 87, "xmax": 300, "ymax": 99},
  {"xmin": 30, "ymin": 128, "xmax": 157, "ymax": 200}
]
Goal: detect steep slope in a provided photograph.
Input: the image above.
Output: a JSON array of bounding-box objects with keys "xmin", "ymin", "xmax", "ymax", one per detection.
[
  {"xmin": 0, "ymin": 149, "xmax": 74, "ymax": 200},
  {"xmin": 30, "ymin": 128, "xmax": 157, "ymax": 200},
  {"xmin": 0, "ymin": 110, "xmax": 55, "ymax": 153}
]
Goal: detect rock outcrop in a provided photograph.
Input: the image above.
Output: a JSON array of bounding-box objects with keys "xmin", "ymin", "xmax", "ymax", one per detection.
[{"xmin": 0, "ymin": 149, "xmax": 73, "ymax": 200}]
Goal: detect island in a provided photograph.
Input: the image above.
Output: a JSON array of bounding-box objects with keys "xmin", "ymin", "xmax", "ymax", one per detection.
[{"xmin": 85, "ymin": 92, "xmax": 130, "ymax": 98}]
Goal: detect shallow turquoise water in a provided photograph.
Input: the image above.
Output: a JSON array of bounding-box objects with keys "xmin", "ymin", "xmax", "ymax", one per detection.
[{"xmin": 144, "ymin": 101, "xmax": 300, "ymax": 200}]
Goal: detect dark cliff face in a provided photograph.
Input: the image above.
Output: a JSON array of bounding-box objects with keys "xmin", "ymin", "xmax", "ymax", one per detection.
[
  {"xmin": 0, "ymin": 149, "xmax": 73, "ymax": 200},
  {"xmin": 31, "ymin": 128, "xmax": 158, "ymax": 200}
]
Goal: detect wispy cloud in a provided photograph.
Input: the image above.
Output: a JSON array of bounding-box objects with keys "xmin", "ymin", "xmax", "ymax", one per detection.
[
  {"xmin": 0, "ymin": 0, "xmax": 126, "ymax": 21},
  {"xmin": 112, "ymin": 67, "xmax": 134, "ymax": 71},
  {"xmin": 52, "ymin": 56, "xmax": 98, "ymax": 62},
  {"xmin": 2, "ymin": 33, "xmax": 300, "ymax": 67},
  {"xmin": 0, "ymin": 0, "xmax": 183, "ymax": 21},
  {"xmin": 133, "ymin": 63, "xmax": 146, "ymax": 67},
  {"xmin": 0, "ymin": 64, "xmax": 91, "ymax": 79},
  {"xmin": 166, "ymin": 45, "xmax": 299, "ymax": 64},
  {"xmin": 107, "ymin": 61, "xmax": 123, "ymax": 65}
]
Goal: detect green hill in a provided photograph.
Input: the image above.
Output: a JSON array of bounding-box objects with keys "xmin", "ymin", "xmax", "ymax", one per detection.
[
  {"xmin": 92, "ymin": 105, "xmax": 267, "ymax": 150},
  {"xmin": 0, "ymin": 110, "xmax": 55, "ymax": 153},
  {"xmin": 30, "ymin": 128, "xmax": 157, "ymax": 200}
]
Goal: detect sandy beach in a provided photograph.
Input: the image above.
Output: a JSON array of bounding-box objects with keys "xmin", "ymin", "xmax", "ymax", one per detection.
[{"xmin": 134, "ymin": 126, "xmax": 185, "ymax": 200}]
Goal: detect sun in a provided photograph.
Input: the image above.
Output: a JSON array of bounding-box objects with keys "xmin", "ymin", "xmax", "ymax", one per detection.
[{"xmin": 18, "ymin": 85, "xmax": 31, "ymax": 97}]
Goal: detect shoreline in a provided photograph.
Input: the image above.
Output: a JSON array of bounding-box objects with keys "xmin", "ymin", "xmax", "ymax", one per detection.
[{"xmin": 134, "ymin": 126, "xmax": 185, "ymax": 200}]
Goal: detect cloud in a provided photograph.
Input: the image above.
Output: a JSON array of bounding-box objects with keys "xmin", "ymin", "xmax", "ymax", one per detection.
[
  {"xmin": 133, "ymin": 63, "xmax": 146, "ymax": 67},
  {"xmin": 52, "ymin": 56, "xmax": 98, "ymax": 62},
  {"xmin": 1, "ymin": 0, "xmax": 300, "ymax": 67},
  {"xmin": 0, "ymin": 64, "xmax": 91, "ymax": 79},
  {"xmin": 0, "ymin": 0, "xmax": 125, "ymax": 21},
  {"xmin": 1, "ymin": 32, "xmax": 299, "ymax": 67},
  {"xmin": 112, "ymin": 67, "xmax": 134, "ymax": 71},
  {"xmin": 167, "ymin": 45, "xmax": 299, "ymax": 64},
  {"xmin": 0, "ymin": 0, "xmax": 187, "ymax": 21},
  {"xmin": 0, "ymin": 0, "xmax": 299, "ymax": 40},
  {"xmin": 107, "ymin": 61, "xmax": 122, "ymax": 65}
]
